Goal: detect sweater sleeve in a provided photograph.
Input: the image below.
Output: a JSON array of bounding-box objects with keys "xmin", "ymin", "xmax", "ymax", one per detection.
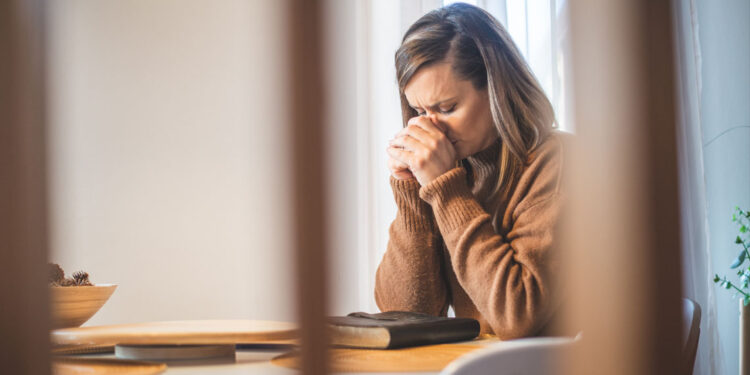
[
  {"xmin": 374, "ymin": 177, "xmax": 450, "ymax": 316},
  {"xmin": 418, "ymin": 164, "xmax": 562, "ymax": 339}
]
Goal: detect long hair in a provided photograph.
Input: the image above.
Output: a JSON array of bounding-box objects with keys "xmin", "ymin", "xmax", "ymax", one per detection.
[{"xmin": 395, "ymin": 3, "xmax": 556, "ymax": 204}]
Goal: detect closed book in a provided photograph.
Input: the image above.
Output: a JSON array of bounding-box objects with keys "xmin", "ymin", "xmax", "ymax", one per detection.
[{"xmin": 327, "ymin": 311, "xmax": 480, "ymax": 349}]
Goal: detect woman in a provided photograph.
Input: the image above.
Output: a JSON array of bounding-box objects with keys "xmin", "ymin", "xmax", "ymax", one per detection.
[{"xmin": 374, "ymin": 3, "xmax": 569, "ymax": 340}]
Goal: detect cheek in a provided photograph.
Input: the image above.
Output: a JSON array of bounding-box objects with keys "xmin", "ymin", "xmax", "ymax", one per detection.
[
  {"xmin": 442, "ymin": 115, "xmax": 471, "ymax": 137},
  {"xmin": 463, "ymin": 105, "xmax": 494, "ymax": 138}
]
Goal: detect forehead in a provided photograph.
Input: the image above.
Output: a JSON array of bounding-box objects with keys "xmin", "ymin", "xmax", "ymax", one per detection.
[{"xmin": 403, "ymin": 62, "xmax": 463, "ymax": 106}]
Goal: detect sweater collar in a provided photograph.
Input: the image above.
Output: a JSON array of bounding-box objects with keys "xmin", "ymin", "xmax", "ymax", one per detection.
[
  {"xmin": 465, "ymin": 137, "xmax": 501, "ymax": 170},
  {"xmin": 462, "ymin": 137, "xmax": 501, "ymax": 193}
]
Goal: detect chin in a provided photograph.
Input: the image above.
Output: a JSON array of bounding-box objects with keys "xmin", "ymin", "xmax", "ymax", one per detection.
[
  {"xmin": 452, "ymin": 142, "xmax": 464, "ymax": 159},
  {"xmin": 457, "ymin": 145, "xmax": 479, "ymax": 159},
  {"xmin": 454, "ymin": 149, "xmax": 464, "ymax": 160}
]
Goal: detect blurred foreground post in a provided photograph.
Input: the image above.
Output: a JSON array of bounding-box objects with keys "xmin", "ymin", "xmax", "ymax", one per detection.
[
  {"xmin": 0, "ymin": 0, "xmax": 50, "ymax": 374},
  {"xmin": 289, "ymin": 0, "xmax": 329, "ymax": 374},
  {"xmin": 563, "ymin": 1, "xmax": 683, "ymax": 374}
]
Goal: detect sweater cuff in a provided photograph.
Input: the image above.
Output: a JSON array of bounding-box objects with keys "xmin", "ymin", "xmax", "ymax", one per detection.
[
  {"xmin": 390, "ymin": 176, "xmax": 434, "ymax": 231},
  {"xmin": 419, "ymin": 167, "xmax": 487, "ymax": 232}
]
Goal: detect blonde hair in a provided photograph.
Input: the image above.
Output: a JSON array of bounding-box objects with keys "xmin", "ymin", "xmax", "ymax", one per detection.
[{"xmin": 395, "ymin": 3, "xmax": 556, "ymax": 203}]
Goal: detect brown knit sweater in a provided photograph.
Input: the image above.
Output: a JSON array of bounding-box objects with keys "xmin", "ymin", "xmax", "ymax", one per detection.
[{"xmin": 374, "ymin": 130, "xmax": 569, "ymax": 340}]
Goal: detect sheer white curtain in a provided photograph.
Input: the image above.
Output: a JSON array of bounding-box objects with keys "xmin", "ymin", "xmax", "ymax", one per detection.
[
  {"xmin": 673, "ymin": 0, "xmax": 720, "ymax": 373},
  {"xmin": 354, "ymin": 0, "xmax": 574, "ymax": 314}
]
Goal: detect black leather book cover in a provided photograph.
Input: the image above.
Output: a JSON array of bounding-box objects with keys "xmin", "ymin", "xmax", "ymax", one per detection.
[{"xmin": 327, "ymin": 311, "xmax": 480, "ymax": 349}]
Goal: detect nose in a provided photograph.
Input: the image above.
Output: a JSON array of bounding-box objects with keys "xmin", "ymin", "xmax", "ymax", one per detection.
[{"xmin": 425, "ymin": 114, "xmax": 448, "ymax": 133}]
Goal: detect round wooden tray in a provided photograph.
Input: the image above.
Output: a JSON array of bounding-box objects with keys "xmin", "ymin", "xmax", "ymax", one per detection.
[
  {"xmin": 272, "ymin": 343, "xmax": 482, "ymax": 373},
  {"xmin": 52, "ymin": 357, "xmax": 166, "ymax": 375},
  {"xmin": 51, "ymin": 320, "xmax": 298, "ymax": 346}
]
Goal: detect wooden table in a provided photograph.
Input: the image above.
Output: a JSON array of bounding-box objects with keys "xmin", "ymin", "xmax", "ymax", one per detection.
[{"xmin": 59, "ymin": 338, "xmax": 500, "ymax": 375}]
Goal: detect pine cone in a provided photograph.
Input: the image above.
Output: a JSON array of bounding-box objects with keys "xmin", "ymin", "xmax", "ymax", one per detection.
[
  {"xmin": 72, "ymin": 271, "xmax": 92, "ymax": 286},
  {"xmin": 60, "ymin": 278, "xmax": 76, "ymax": 286}
]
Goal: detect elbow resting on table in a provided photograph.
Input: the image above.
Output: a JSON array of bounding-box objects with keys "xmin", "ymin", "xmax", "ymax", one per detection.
[{"xmin": 485, "ymin": 268, "xmax": 553, "ymax": 340}]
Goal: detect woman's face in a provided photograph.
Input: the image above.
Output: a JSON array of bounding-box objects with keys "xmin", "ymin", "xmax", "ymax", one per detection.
[{"xmin": 403, "ymin": 61, "xmax": 498, "ymax": 159}]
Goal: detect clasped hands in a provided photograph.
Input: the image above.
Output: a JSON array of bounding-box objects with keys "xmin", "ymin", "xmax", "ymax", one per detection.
[{"xmin": 387, "ymin": 114, "xmax": 457, "ymax": 186}]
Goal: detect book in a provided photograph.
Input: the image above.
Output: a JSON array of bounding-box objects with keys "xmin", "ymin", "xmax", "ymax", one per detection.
[{"xmin": 327, "ymin": 311, "xmax": 480, "ymax": 349}]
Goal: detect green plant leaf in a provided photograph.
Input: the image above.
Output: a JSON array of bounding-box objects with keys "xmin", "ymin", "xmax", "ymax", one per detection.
[
  {"xmin": 714, "ymin": 274, "xmax": 722, "ymax": 283},
  {"xmin": 731, "ymin": 249, "xmax": 747, "ymax": 268},
  {"xmin": 742, "ymin": 225, "xmax": 748, "ymax": 233},
  {"xmin": 737, "ymin": 236, "xmax": 744, "ymax": 244}
]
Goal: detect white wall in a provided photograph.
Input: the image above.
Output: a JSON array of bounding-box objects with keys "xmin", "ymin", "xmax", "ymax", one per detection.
[
  {"xmin": 47, "ymin": 0, "xmax": 295, "ymax": 325},
  {"xmin": 699, "ymin": 0, "xmax": 750, "ymax": 373}
]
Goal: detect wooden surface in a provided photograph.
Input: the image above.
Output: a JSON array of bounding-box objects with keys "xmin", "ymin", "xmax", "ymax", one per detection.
[
  {"xmin": 54, "ymin": 337, "xmax": 499, "ymax": 374},
  {"xmin": 51, "ymin": 320, "xmax": 298, "ymax": 346},
  {"xmin": 53, "ymin": 357, "xmax": 166, "ymax": 375},
  {"xmin": 51, "ymin": 285, "xmax": 118, "ymax": 329},
  {"xmin": 271, "ymin": 343, "xmax": 483, "ymax": 373},
  {"xmin": 52, "ymin": 344, "xmax": 115, "ymax": 355}
]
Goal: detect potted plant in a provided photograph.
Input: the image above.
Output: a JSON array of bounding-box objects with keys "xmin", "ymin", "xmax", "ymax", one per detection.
[{"xmin": 714, "ymin": 206, "xmax": 750, "ymax": 375}]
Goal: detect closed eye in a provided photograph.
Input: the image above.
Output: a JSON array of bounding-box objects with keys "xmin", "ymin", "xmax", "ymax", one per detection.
[
  {"xmin": 412, "ymin": 104, "xmax": 456, "ymax": 116},
  {"xmin": 440, "ymin": 104, "xmax": 456, "ymax": 114}
]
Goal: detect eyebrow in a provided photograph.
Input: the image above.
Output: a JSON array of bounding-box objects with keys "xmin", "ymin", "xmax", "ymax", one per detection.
[{"xmin": 409, "ymin": 97, "xmax": 457, "ymax": 110}]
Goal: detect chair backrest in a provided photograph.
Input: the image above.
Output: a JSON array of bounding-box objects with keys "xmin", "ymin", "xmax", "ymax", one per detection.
[
  {"xmin": 682, "ymin": 298, "xmax": 701, "ymax": 375},
  {"xmin": 440, "ymin": 336, "xmax": 579, "ymax": 375},
  {"xmin": 442, "ymin": 298, "xmax": 701, "ymax": 375}
]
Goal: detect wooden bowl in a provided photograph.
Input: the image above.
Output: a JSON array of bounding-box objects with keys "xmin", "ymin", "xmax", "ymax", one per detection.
[{"xmin": 50, "ymin": 284, "xmax": 117, "ymax": 329}]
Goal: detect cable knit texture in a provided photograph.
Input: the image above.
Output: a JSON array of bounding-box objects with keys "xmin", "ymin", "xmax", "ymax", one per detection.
[{"xmin": 375, "ymin": 130, "xmax": 570, "ymax": 339}]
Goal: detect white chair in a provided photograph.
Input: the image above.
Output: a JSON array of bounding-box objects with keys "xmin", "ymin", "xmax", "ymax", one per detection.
[
  {"xmin": 440, "ymin": 334, "xmax": 581, "ymax": 375},
  {"xmin": 442, "ymin": 298, "xmax": 701, "ymax": 375},
  {"xmin": 681, "ymin": 298, "xmax": 701, "ymax": 375}
]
